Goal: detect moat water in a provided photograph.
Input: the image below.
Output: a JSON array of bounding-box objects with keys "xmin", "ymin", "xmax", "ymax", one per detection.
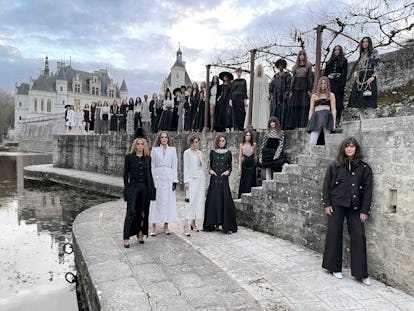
[{"xmin": 0, "ymin": 153, "xmax": 114, "ymax": 311}]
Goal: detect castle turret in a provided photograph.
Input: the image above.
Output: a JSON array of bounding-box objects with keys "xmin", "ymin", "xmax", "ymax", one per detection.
[{"xmin": 119, "ymin": 78, "xmax": 128, "ymax": 100}]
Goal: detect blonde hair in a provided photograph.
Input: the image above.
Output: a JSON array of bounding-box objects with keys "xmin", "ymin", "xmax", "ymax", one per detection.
[
  {"xmin": 130, "ymin": 138, "xmax": 150, "ymax": 156},
  {"xmin": 153, "ymin": 131, "xmax": 170, "ymax": 147},
  {"xmin": 316, "ymin": 76, "xmax": 331, "ymax": 96}
]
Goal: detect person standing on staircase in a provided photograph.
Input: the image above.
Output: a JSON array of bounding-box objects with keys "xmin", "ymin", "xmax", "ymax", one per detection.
[{"xmin": 322, "ymin": 137, "xmax": 373, "ymax": 286}]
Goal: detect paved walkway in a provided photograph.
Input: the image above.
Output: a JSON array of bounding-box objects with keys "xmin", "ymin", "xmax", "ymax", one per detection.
[{"xmin": 24, "ymin": 165, "xmax": 414, "ymax": 310}]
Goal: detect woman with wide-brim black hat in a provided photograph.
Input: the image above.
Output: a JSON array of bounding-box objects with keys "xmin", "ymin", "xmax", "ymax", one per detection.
[{"xmin": 215, "ymin": 72, "xmax": 233, "ymax": 131}]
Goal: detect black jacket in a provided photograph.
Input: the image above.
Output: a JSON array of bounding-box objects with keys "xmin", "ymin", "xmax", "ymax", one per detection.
[
  {"xmin": 322, "ymin": 159, "xmax": 373, "ymax": 215},
  {"xmin": 123, "ymin": 154, "xmax": 156, "ymax": 201}
]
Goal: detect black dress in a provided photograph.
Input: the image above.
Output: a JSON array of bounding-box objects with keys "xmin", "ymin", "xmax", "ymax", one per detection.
[
  {"xmin": 83, "ymin": 109, "xmax": 90, "ymax": 131},
  {"xmin": 110, "ymin": 105, "xmax": 119, "ymax": 132},
  {"xmin": 215, "ymin": 84, "xmax": 232, "ymax": 132},
  {"xmin": 306, "ymin": 98, "xmax": 334, "ymax": 133},
  {"xmin": 285, "ymin": 65, "xmax": 313, "ymax": 129},
  {"xmin": 230, "ymin": 79, "xmax": 248, "ymax": 131},
  {"xmin": 325, "ymin": 58, "xmax": 347, "ymax": 125},
  {"xmin": 260, "ymin": 130, "xmax": 287, "ymax": 171},
  {"xmin": 123, "ymin": 154, "xmax": 155, "ymax": 239},
  {"xmin": 238, "ymin": 146, "xmax": 257, "ymax": 198},
  {"xmin": 119, "ymin": 103, "xmax": 128, "ymax": 132},
  {"xmin": 348, "ymin": 50, "xmax": 381, "ymax": 109},
  {"xmin": 190, "ymin": 90, "xmax": 199, "ymax": 130},
  {"xmin": 203, "ymin": 150, "xmax": 238, "ymax": 233},
  {"xmin": 269, "ymin": 71, "xmax": 292, "ymax": 129},
  {"xmin": 90, "ymin": 107, "xmax": 96, "ymax": 131}
]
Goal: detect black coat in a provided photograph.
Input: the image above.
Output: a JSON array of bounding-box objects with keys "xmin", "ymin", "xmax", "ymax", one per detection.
[{"xmin": 322, "ymin": 160, "xmax": 373, "ymax": 215}]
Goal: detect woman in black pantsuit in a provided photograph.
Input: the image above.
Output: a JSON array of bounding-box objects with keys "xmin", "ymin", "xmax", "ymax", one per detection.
[
  {"xmin": 123, "ymin": 134, "xmax": 156, "ymax": 248},
  {"xmin": 322, "ymin": 137, "xmax": 373, "ymax": 285}
]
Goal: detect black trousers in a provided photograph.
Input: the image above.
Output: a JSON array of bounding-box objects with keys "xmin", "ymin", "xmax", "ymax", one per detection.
[
  {"xmin": 232, "ymin": 95, "xmax": 246, "ymax": 131},
  {"xmin": 322, "ymin": 205, "xmax": 368, "ymax": 278},
  {"xmin": 123, "ymin": 182, "xmax": 148, "ymax": 240}
]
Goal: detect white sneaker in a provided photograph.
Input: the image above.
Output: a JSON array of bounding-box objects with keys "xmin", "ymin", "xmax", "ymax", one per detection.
[
  {"xmin": 362, "ymin": 277, "xmax": 371, "ymax": 286},
  {"xmin": 333, "ymin": 272, "xmax": 343, "ymax": 279}
]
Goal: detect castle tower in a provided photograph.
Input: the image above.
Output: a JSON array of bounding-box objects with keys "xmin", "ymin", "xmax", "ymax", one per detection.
[{"xmin": 163, "ymin": 45, "xmax": 192, "ymax": 92}]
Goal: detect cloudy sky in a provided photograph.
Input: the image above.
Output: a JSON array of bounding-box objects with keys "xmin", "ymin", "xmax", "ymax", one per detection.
[{"xmin": 0, "ymin": 0, "xmax": 409, "ymax": 97}]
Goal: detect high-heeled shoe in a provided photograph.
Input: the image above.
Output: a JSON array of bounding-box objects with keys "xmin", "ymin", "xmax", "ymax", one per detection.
[
  {"xmin": 190, "ymin": 225, "xmax": 200, "ymax": 232},
  {"xmin": 123, "ymin": 240, "xmax": 130, "ymax": 248},
  {"xmin": 137, "ymin": 233, "xmax": 145, "ymax": 244}
]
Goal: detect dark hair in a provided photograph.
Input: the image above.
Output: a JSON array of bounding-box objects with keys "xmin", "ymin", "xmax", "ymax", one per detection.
[
  {"xmin": 187, "ymin": 133, "xmax": 200, "ymax": 146},
  {"xmin": 214, "ymin": 134, "xmax": 227, "ymax": 149},
  {"xmin": 267, "ymin": 116, "xmax": 281, "ymax": 132},
  {"xmin": 135, "ymin": 97, "xmax": 142, "ymax": 105},
  {"xmin": 210, "ymin": 75, "xmax": 219, "ymax": 88},
  {"xmin": 335, "ymin": 137, "xmax": 363, "ymax": 167},
  {"xmin": 129, "ymin": 97, "xmax": 134, "ymax": 104},
  {"xmin": 275, "ymin": 58, "xmax": 287, "ymax": 69},
  {"xmin": 359, "ymin": 36, "xmax": 373, "ymax": 56},
  {"xmin": 164, "ymin": 88, "xmax": 172, "ymax": 100},
  {"xmin": 242, "ymin": 130, "xmax": 255, "ymax": 145},
  {"xmin": 327, "ymin": 45, "xmax": 345, "ymax": 66},
  {"xmin": 153, "ymin": 131, "xmax": 170, "ymax": 147}
]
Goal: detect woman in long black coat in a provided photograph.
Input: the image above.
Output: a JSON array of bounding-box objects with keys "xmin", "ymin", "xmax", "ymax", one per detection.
[
  {"xmin": 238, "ymin": 130, "xmax": 257, "ymax": 198},
  {"xmin": 322, "ymin": 137, "xmax": 372, "ymax": 285},
  {"xmin": 203, "ymin": 134, "xmax": 237, "ymax": 234},
  {"xmin": 123, "ymin": 136, "xmax": 156, "ymax": 248}
]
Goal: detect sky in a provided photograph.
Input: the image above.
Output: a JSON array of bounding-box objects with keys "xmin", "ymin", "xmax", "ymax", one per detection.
[{"xmin": 0, "ymin": 0, "xmax": 411, "ymax": 97}]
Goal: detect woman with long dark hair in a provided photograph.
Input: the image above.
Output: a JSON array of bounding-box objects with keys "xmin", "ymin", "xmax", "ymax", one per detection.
[
  {"xmin": 123, "ymin": 135, "xmax": 156, "ymax": 248},
  {"xmin": 209, "ymin": 75, "xmax": 220, "ymax": 131},
  {"xmin": 324, "ymin": 45, "xmax": 347, "ymax": 127},
  {"xmin": 286, "ymin": 50, "xmax": 314, "ymax": 129},
  {"xmin": 83, "ymin": 103, "xmax": 90, "ymax": 132},
  {"xmin": 119, "ymin": 99, "xmax": 128, "ymax": 133},
  {"xmin": 215, "ymin": 72, "xmax": 233, "ymax": 132},
  {"xmin": 158, "ymin": 89, "xmax": 174, "ymax": 131},
  {"xmin": 110, "ymin": 99, "xmax": 119, "ymax": 133},
  {"xmin": 149, "ymin": 93, "xmax": 158, "ymax": 133},
  {"xmin": 89, "ymin": 102, "xmax": 96, "ymax": 132},
  {"xmin": 134, "ymin": 97, "xmax": 143, "ymax": 130},
  {"xmin": 238, "ymin": 130, "xmax": 257, "ymax": 198},
  {"xmin": 203, "ymin": 134, "xmax": 237, "ymax": 234},
  {"xmin": 126, "ymin": 97, "xmax": 135, "ymax": 135},
  {"xmin": 322, "ymin": 137, "xmax": 372, "ymax": 285},
  {"xmin": 259, "ymin": 117, "xmax": 287, "ymax": 181},
  {"xmin": 306, "ymin": 77, "xmax": 337, "ymax": 155},
  {"xmin": 348, "ymin": 37, "xmax": 381, "ymax": 120},
  {"xmin": 189, "ymin": 82, "xmax": 200, "ymax": 131},
  {"xmin": 149, "ymin": 131, "xmax": 178, "ymax": 235}
]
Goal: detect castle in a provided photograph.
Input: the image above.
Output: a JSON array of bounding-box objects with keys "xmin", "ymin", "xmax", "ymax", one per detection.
[
  {"xmin": 161, "ymin": 46, "xmax": 192, "ymax": 93},
  {"xmin": 14, "ymin": 56, "xmax": 128, "ymax": 131}
]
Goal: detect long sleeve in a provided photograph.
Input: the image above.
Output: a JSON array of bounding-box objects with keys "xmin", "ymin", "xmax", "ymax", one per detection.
[
  {"xmin": 259, "ymin": 133, "xmax": 268, "ymax": 160},
  {"xmin": 171, "ymin": 147, "xmax": 178, "ymax": 183},
  {"xmin": 322, "ymin": 164, "xmax": 333, "ymax": 208},
  {"xmin": 227, "ymin": 151, "xmax": 232, "ymax": 173},
  {"xmin": 285, "ymin": 73, "xmax": 292, "ymax": 96},
  {"xmin": 371, "ymin": 49, "xmax": 382, "ymax": 80},
  {"xmin": 340, "ymin": 59, "xmax": 348, "ymax": 88},
  {"xmin": 269, "ymin": 76, "xmax": 276, "ymax": 95},
  {"xmin": 209, "ymin": 150, "xmax": 214, "ymax": 170},
  {"xmin": 360, "ymin": 164, "xmax": 373, "ymax": 215},
  {"xmin": 150, "ymin": 148, "xmax": 156, "ymax": 176},
  {"xmin": 123, "ymin": 155, "xmax": 130, "ymax": 187},
  {"xmin": 274, "ymin": 132, "xmax": 285, "ymax": 159},
  {"xmin": 183, "ymin": 150, "xmax": 190, "ymax": 183}
]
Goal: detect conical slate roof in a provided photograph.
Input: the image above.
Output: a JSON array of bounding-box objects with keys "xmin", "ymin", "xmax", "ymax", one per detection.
[
  {"xmin": 120, "ymin": 79, "xmax": 128, "ymax": 92},
  {"xmin": 57, "ymin": 67, "xmax": 67, "ymax": 80}
]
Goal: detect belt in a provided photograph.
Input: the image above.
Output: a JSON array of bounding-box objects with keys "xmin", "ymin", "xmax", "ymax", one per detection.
[{"xmin": 315, "ymin": 105, "xmax": 330, "ymax": 112}]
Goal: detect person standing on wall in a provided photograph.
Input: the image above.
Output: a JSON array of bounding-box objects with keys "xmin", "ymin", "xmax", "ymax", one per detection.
[
  {"xmin": 134, "ymin": 97, "xmax": 143, "ymax": 130},
  {"xmin": 209, "ymin": 75, "xmax": 220, "ymax": 132},
  {"xmin": 119, "ymin": 99, "xmax": 128, "ymax": 133},
  {"xmin": 126, "ymin": 97, "xmax": 135, "ymax": 135},
  {"xmin": 348, "ymin": 37, "xmax": 381, "ymax": 120},
  {"xmin": 238, "ymin": 130, "xmax": 257, "ymax": 198},
  {"xmin": 149, "ymin": 93, "xmax": 158, "ymax": 133},
  {"xmin": 259, "ymin": 117, "xmax": 288, "ymax": 181},
  {"xmin": 100, "ymin": 101, "xmax": 110, "ymax": 134},
  {"xmin": 322, "ymin": 137, "xmax": 373, "ymax": 286},
  {"xmin": 149, "ymin": 131, "xmax": 178, "ymax": 235},
  {"xmin": 251, "ymin": 64, "xmax": 270, "ymax": 131},
  {"xmin": 269, "ymin": 59, "xmax": 292, "ymax": 129},
  {"xmin": 230, "ymin": 67, "xmax": 248, "ymax": 131},
  {"xmin": 82, "ymin": 103, "xmax": 90, "ymax": 133},
  {"xmin": 141, "ymin": 94, "xmax": 151, "ymax": 134},
  {"xmin": 324, "ymin": 45, "xmax": 347, "ymax": 128},
  {"xmin": 215, "ymin": 72, "xmax": 233, "ymax": 132},
  {"xmin": 203, "ymin": 134, "xmax": 238, "ymax": 234},
  {"xmin": 109, "ymin": 99, "xmax": 119, "ymax": 134},
  {"xmin": 306, "ymin": 77, "xmax": 337, "ymax": 155},
  {"xmin": 122, "ymin": 130, "xmax": 156, "ymax": 248},
  {"xmin": 183, "ymin": 134, "xmax": 206, "ymax": 236},
  {"xmin": 94, "ymin": 101, "xmax": 103, "ymax": 134}
]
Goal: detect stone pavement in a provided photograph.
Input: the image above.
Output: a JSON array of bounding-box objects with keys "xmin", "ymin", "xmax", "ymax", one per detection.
[{"xmin": 24, "ymin": 165, "xmax": 414, "ymax": 310}]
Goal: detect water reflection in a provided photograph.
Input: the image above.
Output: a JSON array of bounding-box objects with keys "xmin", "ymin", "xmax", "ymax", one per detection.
[{"xmin": 0, "ymin": 153, "xmax": 114, "ymax": 311}]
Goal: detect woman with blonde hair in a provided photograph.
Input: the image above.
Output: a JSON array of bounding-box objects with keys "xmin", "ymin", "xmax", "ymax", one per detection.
[
  {"xmin": 122, "ymin": 131, "xmax": 156, "ymax": 248},
  {"xmin": 183, "ymin": 134, "xmax": 205, "ymax": 236},
  {"xmin": 149, "ymin": 131, "xmax": 178, "ymax": 235},
  {"xmin": 252, "ymin": 64, "xmax": 269, "ymax": 130},
  {"xmin": 306, "ymin": 76, "xmax": 337, "ymax": 155},
  {"xmin": 286, "ymin": 50, "xmax": 314, "ymax": 129}
]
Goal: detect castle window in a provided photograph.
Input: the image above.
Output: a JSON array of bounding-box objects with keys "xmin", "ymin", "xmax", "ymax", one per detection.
[
  {"xmin": 41, "ymin": 99, "xmax": 44, "ymax": 111},
  {"xmin": 74, "ymin": 84, "xmax": 81, "ymax": 93},
  {"xmin": 108, "ymin": 89, "xmax": 114, "ymax": 98},
  {"xmin": 19, "ymin": 116, "xmax": 22, "ymax": 120},
  {"xmin": 34, "ymin": 98, "xmax": 37, "ymax": 112},
  {"xmin": 19, "ymin": 102, "xmax": 22, "ymax": 107},
  {"xmin": 91, "ymin": 87, "xmax": 95, "ymax": 95},
  {"xmin": 60, "ymin": 86, "xmax": 63, "ymax": 92},
  {"xmin": 47, "ymin": 99, "xmax": 51, "ymax": 112},
  {"xmin": 96, "ymin": 88, "xmax": 99, "ymax": 96}
]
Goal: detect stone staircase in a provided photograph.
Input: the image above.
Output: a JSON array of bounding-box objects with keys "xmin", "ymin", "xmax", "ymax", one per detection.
[{"xmin": 234, "ymin": 132, "xmax": 346, "ymax": 255}]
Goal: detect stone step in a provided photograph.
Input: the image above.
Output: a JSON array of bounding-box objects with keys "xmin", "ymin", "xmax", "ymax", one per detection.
[
  {"xmin": 324, "ymin": 133, "xmax": 345, "ymax": 145},
  {"xmin": 297, "ymin": 154, "xmax": 318, "ymax": 167},
  {"xmin": 283, "ymin": 164, "xmax": 300, "ymax": 175}
]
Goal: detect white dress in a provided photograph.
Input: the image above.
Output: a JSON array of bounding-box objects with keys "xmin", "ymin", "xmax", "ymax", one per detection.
[
  {"xmin": 149, "ymin": 146, "xmax": 178, "ymax": 223},
  {"xmin": 183, "ymin": 149, "xmax": 206, "ymax": 220},
  {"xmin": 252, "ymin": 75, "xmax": 270, "ymax": 130}
]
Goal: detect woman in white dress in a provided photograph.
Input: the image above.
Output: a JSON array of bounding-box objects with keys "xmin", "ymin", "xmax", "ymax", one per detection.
[
  {"xmin": 73, "ymin": 102, "xmax": 83, "ymax": 134},
  {"xmin": 252, "ymin": 64, "xmax": 270, "ymax": 131},
  {"xmin": 149, "ymin": 131, "xmax": 178, "ymax": 235},
  {"xmin": 183, "ymin": 134, "xmax": 205, "ymax": 236}
]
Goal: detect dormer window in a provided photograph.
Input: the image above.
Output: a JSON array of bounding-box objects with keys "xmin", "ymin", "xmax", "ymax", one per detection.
[{"xmin": 74, "ymin": 84, "xmax": 81, "ymax": 93}]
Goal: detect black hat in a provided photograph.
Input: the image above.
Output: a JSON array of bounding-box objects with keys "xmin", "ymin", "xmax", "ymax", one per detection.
[
  {"xmin": 173, "ymin": 88, "xmax": 181, "ymax": 96},
  {"xmin": 133, "ymin": 127, "xmax": 147, "ymax": 140},
  {"xmin": 219, "ymin": 71, "xmax": 234, "ymax": 81},
  {"xmin": 64, "ymin": 104, "xmax": 71, "ymax": 109},
  {"xmin": 275, "ymin": 58, "xmax": 287, "ymax": 68}
]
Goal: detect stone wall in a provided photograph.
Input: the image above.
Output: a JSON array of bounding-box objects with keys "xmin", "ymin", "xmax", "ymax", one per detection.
[
  {"xmin": 19, "ymin": 113, "xmax": 65, "ymax": 153},
  {"xmin": 236, "ymin": 116, "xmax": 414, "ymax": 295}
]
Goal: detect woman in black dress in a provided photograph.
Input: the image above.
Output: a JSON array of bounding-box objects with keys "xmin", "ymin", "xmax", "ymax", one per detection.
[
  {"xmin": 158, "ymin": 89, "xmax": 174, "ymax": 131},
  {"xmin": 286, "ymin": 50, "xmax": 314, "ymax": 129},
  {"xmin": 123, "ymin": 134, "xmax": 156, "ymax": 248},
  {"xmin": 306, "ymin": 77, "xmax": 337, "ymax": 155},
  {"xmin": 203, "ymin": 134, "xmax": 237, "ymax": 234},
  {"xmin": 238, "ymin": 130, "xmax": 257, "ymax": 198},
  {"xmin": 348, "ymin": 36, "xmax": 381, "ymax": 120},
  {"xmin": 89, "ymin": 102, "xmax": 96, "ymax": 131},
  {"xmin": 259, "ymin": 117, "xmax": 287, "ymax": 181},
  {"xmin": 119, "ymin": 99, "xmax": 128, "ymax": 133},
  {"xmin": 230, "ymin": 67, "xmax": 248, "ymax": 131},
  {"xmin": 134, "ymin": 97, "xmax": 143, "ymax": 130},
  {"xmin": 215, "ymin": 72, "xmax": 233, "ymax": 132},
  {"xmin": 322, "ymin": 137, "xmax": 372, "ymax": 286},
  {"xmin": 83, "ymin": 103, "xmax": 90, "ymax": 132},
  {"xmin": 110, "ymin": 99, "xmax": 119, "ymax": 133},
  {"xmin": 324, "ymin": 45, "xmax": 347, "ymax": 127},
  {"xmin": 189, "ymin": 82, "xmax": 200, "ymax": 131}
]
